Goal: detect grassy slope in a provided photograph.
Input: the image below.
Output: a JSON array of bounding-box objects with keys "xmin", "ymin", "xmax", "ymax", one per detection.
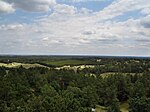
[
  {"xmin": 96, "ymin": 102, "xmax": 129, "ymax": 112},
  {"xmin": 0, "ymin": 62, "xmax": 48, "ymax": 69}
]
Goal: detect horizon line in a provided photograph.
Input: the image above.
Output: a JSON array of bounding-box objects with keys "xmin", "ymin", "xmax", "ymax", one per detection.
[{"xmin": 0, "ymin": 54, "xmax": 150, "ymax": 58}]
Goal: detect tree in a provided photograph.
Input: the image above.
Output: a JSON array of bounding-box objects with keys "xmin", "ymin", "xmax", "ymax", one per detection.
[
  {"xmin": 129, "ymin": 97, "xmax": 150, "ymax": 112},
  {"xmin": 81, "ymin": 86, "xmax": 98, "ymax": 107},
  {"xmin": 107, "ymin": 98, "xmax": 120, "ymax": 112}
]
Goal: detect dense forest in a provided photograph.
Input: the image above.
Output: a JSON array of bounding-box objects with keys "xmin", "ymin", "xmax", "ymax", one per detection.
[{"xmin": 0, "ymin": 56, "xmax": 150, "ymax": 112}]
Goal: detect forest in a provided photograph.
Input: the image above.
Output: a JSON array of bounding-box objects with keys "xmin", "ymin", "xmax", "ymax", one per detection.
[{"xmin": 0, "ymin": 56, "xmax": 150, "ymax": 112}]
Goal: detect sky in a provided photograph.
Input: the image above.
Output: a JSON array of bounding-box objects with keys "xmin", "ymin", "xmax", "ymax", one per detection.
[{"xmin": 0, "ymin": 0, "xmax": 150, "ymax": 56}]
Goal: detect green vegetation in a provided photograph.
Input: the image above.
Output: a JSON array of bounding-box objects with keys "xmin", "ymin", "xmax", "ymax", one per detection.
[
  {"xmin": 0, "ymin": 56, "xmax": 150, "ymax": 112},
  {"xmin": 42, "ymin": 59, "xmax": 96, "ymax": 66},
  {"xmin": 129, "ymin": 97, "xmax": 150, "ymax": 112}
]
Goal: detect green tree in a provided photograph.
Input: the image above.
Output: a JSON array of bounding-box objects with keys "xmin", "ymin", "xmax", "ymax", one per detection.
[
  {"xmin": 129, "ymin": 97, "xmax": 150, "ymax": 112},
  {"xmin": 107, "ymin": 98, "xmax": 120, "ymax": 112}
]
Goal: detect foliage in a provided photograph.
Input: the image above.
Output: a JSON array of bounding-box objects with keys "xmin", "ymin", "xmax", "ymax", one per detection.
[
  {"xmin": 129, "ymin": 97, "xmax": 150, "ymax": 112},
  {"xmin": 0, "ymin": 57, "xmax": 150, "ymax": 112}
]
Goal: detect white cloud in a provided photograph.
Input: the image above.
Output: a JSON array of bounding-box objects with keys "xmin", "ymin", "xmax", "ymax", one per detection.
[
  {"xmin": 82, "ymin": 30, "xmax": 96, "ymax": 35},
  {"xmin": 79, "ymin": 8, "xmax": 93, "ymax": 15},
  {"xmin": 13, "ymin": 0, "xmax": 56, "ymax": 12},
  {"xmin": 53, "ymin": 4, "xmax": 77, "ymax": 15},
  {"xmin": 1, "ymin": 0, "xmax": 56, "ymax": 13},
  {"xmin": 65, "ymin": 0, "xmax": 108, "ymax": 2},
  {"xmin": 42, "ymin": 37, "xmax": 49, "ymax": 41},
  {"xmin": 141, "ymin": 8, "xmax": 150, "ymax": 15},
  {"xmin": 0, "ymin": 1, "xmax": 15, "ymax": 13},
  {"xmin": 0, "ymin": 0, "xmax": 150, "ymax": 55},
  {"xmin": 140, "ymin": 15, "xmax": 150, "ymax": 28},
  {"xmin": 95, "ymin": 0, "xmax": 150, "ymax": 21},
  {"xmin": 0, "ymin": 24, "xmax": 24, "ymax": 30}
]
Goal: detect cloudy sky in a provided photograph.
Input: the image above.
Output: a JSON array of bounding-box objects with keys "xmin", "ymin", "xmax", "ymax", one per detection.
[{"xmin": 0, "ymin": 0, "xmax": 150, "ymax": 56}]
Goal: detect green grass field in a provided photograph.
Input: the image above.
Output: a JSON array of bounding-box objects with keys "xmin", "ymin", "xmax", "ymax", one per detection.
[{"xmin": 42, "ymin": 59, "xmax": 97, "ymax": 66}]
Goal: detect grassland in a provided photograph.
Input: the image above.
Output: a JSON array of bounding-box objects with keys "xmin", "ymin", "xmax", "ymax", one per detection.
[{"xmin": 41, "ymin": 59, "xmax": 97, "ymax": 66}]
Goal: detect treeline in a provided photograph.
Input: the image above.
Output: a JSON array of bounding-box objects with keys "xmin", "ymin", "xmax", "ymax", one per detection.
[
  {"xmin": 80, "ymin": 60, "xmax": 150, "ymax": 74},
  {"xmin": 0, "ymin": 66, "xmax": 150, "ymax": 112},
  {"xmin": 0, "ymin": 56, "xmax": 149, "ymax": 66}
]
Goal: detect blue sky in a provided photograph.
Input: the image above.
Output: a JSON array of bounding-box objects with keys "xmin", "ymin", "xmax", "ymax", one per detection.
[{"xmin": 0, "ymin": 0, "xmax": 150, "ymax": 56}]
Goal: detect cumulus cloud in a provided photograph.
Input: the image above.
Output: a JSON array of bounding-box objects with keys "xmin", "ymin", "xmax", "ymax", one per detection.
[
  {"xmin": 53, "ymin": 4, "xmax": 77, "ymax": 15},
  {"xmin": 0, "ymin": 1, "xmax": 15, "ymax": 13},
  {"xmin": 1, "ymin": 0, "xmax": 56, "ymax": 13},
  {"xmin": 79, "ymin": 8, "xmax": 93, "ymax": 14},
  {"xmin": 13, "ymin": 0, "xmax": 56, "ymax": 12}
]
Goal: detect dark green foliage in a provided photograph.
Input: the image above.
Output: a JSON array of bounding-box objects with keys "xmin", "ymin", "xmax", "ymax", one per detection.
[
  {"xmin": 129, "ymin": 97, "xmax": 150, "ymax": 112},
  {"xmin": 107, "ymin": 98, "xmax": 120, "ymax": 112}
]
